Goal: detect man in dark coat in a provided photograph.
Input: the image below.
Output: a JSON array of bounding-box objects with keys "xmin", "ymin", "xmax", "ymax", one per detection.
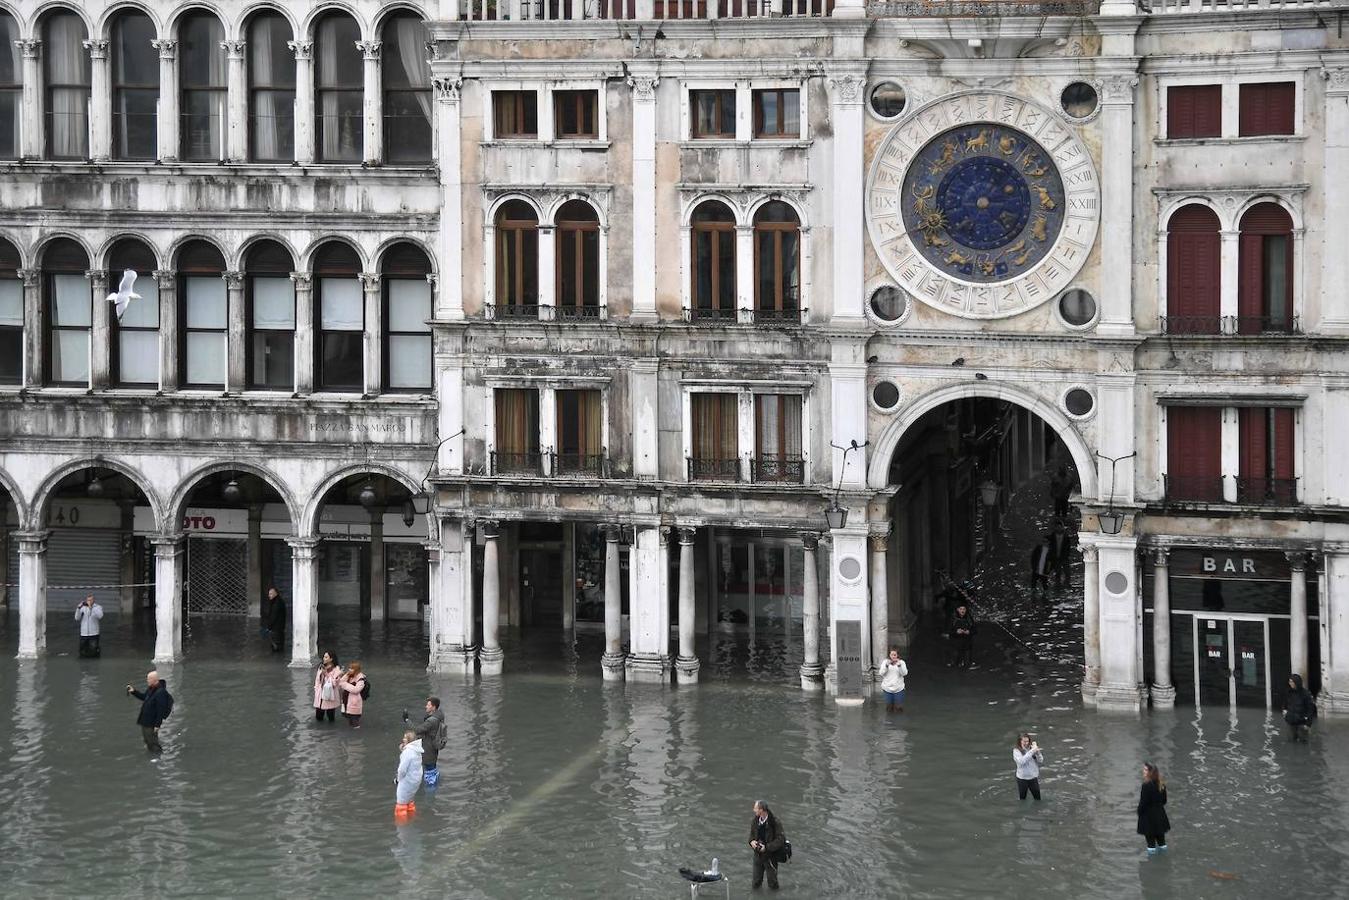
[
  {"xmin": 1283, "ymin": 673, "xmax": 1316, "ymax": 742},
  {"xmin": 747, "ymin": 800, "xmax": 787, "ymax": 891},
  {"xmin": 265, "ymin": 587, "xmax": 286, "ymax": 653},
  {"xmin": 409, "ymin": 696, "xmax": 446, "ymax": 785},
  {"xmin": 1029, "ymin": 538, "xmax": 1051, "ymax": 594},
  {"xmin": 948, "ymin": 604, "xmax": 978, "ymax": 669},
  {"xmin": 1047, "ymin": 521, "xmax": 1074, "ymax": 588},
  {"xmin": 1049, "ymin": 466, "xmax": 1072, "ymax": 519},
  {"xmin": 127, "ymin": 670, "xmax": 174, "ymax": 753}
]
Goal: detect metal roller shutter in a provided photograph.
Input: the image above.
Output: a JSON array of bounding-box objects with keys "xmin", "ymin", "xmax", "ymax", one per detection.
[{"xmin": 45, "ymin": 528, "xmax": 122, "ymax": 609}]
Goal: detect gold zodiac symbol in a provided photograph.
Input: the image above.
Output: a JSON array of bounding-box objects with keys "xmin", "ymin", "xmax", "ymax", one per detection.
[
  {"xmin": 1030, "ymin": 215, "xmax": 1048, "ymax": 243},
  {"xmin": 944, "ymin": 249, "xmax": 972, "ymax": 267},
  {"xmin": 1031, "ymin": 185, "xmax": 1056, "ymax": 210},
  {"xmin": 928, "ymin": 141, "xmax": 957, "ymax": 175},
  {"xmin": 1012, "ymin": 248, "xmax": 1033, "ymax": 266},
  {"xmin": 964, "ymin": 129, "xmax": 989, "ymax": 153},
  {"xmin": 998, "ymin": 135, "xmax": 1017, "ymax": 155}
]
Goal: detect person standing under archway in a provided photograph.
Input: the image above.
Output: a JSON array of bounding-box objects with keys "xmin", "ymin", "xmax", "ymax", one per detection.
[{"xmin": 264, "ymin": 586, "xmax": 286, "ymax": 654}]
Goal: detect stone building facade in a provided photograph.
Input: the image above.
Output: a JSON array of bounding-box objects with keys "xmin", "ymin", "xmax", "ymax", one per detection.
[{"xmin": 1, "ymin": 0, "xmax": 1346, "ymax": 713}]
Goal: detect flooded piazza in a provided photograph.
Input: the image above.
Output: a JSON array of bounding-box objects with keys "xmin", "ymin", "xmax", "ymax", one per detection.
[{"xmin": 1, "ymin": 597, "xmax": 1346, "ymax": 899}]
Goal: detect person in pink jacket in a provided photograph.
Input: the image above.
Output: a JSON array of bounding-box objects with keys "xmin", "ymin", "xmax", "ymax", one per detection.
[
  {"xmin": 338, "ymin": 660, "xmax": 367, "ymax": 728},
  {"xmin": 313, "ymin": 650, "xmax": 342, "ymax": 723}
]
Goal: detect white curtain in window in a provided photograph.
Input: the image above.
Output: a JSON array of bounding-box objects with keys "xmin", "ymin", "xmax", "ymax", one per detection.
[
  {"xmin": 395, "ymin": 16, "xmax": 432, "ymax": 120},
  {"xmin": 249, "ymin": 17, "xmax": 282, "ymax": 160},
  {"xmin": 119, "ymin": 276, "xmax": 159, "ymax": 327},
  {"xmin": 252, "ymin": 276, "xmax": 295, "ymax": 328},
  {"xmin": 0, "ymin": 278, "xmax": 22, "ymax": 325},
  {"xmin": 387, "ymin": 279, "xmax": 431, "ymax": 332},
  {"xmin": 118, "ymin": 332, "xmax": 158, "ymax": 383},
  {"xmin": 320, "ymin": 278, "xmax": 362, "ymax": 329},
  {"xmin": 185, "ymin": 276, "xmax": 226, "ymax": 327},
  {"xmin": 185, "ymin": 332, "xmax": 224, "ymax": 384},
  {"xmin": 319, "ymin": 25, "xmax": 341, "ymax": 160},
  {"xmin": 388, "ymin": 335, "xmax": 431, "ymax": 389},
  {"xmin": 53, "ymin": 330, "xmax": 89, "ymax": 382},
  {"xmin": 52, "ymin": 273, "xmax": 91, "ymax": 325},
  {"xmin": 47, "ymin": 14, "xmax": 89, "ymax": 157}
]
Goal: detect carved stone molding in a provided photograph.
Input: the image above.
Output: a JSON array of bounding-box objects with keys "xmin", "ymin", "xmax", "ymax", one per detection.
[
  {"xmin": 432, "ymin": 77, "xmax": 462, "ymax": 103},
  {"xmin": 1099, "ymin": 75, "xmax": 1139, "ymax": 106},
  {"xmin": 17, "ymin": 268, "xmax": 39, "ymax": 287},
  {"xmin": 1080, "ymin": 544, "xmax": 1098, "ymax": 562},
  {"xmin": 828, "ymin": 74, "xmax": 866, "ymax": 106},
  {"xmin": 220, "ymin": 40, "xmax": 247, "ymax": 59},
  {"xmin": 223, "ymin": 271, "xmax": 245, "ymax": 289},
  {"xmin": 357, "ymin": 40, "xmax": 382, "ymax": 61},
  {"xmin": 287, "ymin": 40, "xmax": 312, "ymax": 61},
  {"xmin": 482, "ymin": 184, "xmax": 613, "ymax": 225},
  {"xmin": 1151, "ymin": 547, "xmax": 1169, "ymax": 566},
  {"xmin": 627, "ymin": 75, "xmax": 659, "ymax": 102},
  {"xmin": 288, "ymin": 271, "xmax": 311, "ymax": 288},
  {"xmin": 151, "ymin": 39, "xmax": 177, "ymax": 60},
  {"xmin": 82, "ymin": 39, "xmax": 109, "ymax": 60},
  {"xmin": 800, "ymin": 532, "xmax": 819, "ymax": 551},
  {"xmin": 1324, "ymin": 67, "xmax": 1349, "ymax": 94},
  {"xmin": 358, "ymin": 272, "xmax": 382, "ymax": 291}
]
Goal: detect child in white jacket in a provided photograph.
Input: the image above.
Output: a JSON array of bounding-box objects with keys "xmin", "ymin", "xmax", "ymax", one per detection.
[
  {"xmin": 878, "ymin": 648, "xmax": 908, "ymax": 712},
  {"xmin": 395, "ymin": 731, "xmax": 424, "ymax": 816}
]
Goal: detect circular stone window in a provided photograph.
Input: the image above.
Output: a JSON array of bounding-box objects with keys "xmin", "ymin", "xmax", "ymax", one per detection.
[
  {"xmin": 1104, "ymin": 571, "xmax": 1129, "ymax": 595},
  {"xmin": 870, "ymin": 82, "xmax": 907, "ymax": 119},
  {"xmin": 1063, "ymin": 387, "xmax": 1095, "ymax": 418},
  {"xmin": 870, "ymin": 285, "xmax": 908, "ymax": 323},
  {"xmin": 1061, "ymin": 82, "xmax": 1100, "ymax": 119},
  {"xmin": 1058, "ymin": 288, "xmax": 1097, "ymax": 327},
  {"xmin": 838, "ymin": 556, "xmax": 863, "ymax": 582},
  {"xmin": 872, "ymin": 380, "xmax": 901, "ymax": 411}
]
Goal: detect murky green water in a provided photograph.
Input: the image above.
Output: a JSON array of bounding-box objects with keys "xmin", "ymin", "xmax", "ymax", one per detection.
[{"xmin": 2, "ymin": 606, "xmax": 1346, "ymax": 899}]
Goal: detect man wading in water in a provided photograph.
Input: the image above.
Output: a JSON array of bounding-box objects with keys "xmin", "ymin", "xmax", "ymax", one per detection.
[{"xmin": 748, "ymin": 800, "xmax": 788, "ymax": 891}]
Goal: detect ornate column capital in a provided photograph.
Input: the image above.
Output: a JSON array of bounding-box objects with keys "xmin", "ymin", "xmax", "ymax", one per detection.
[
  {"xmin": 82, "ymin": 39, "xmax": 109, "ymax": 60},
  {"xmin": 1324, "ymin": 67, "xmax": 1349, "ymax": 95},
  {"xmin": 432, "ymin": 77, "xmax": 462, "ymax": 103},
  {"xmin": 223, "ymin": 270, "xmax": 245, "ymax": 289},
  {"xmin": 1080, "ymin": 544, "xmax": 1099, "ymax": 563},
  {"xmin": 85, "ymin": 269, "xmax": 108, "ymax": 289},
  {"xmin": 17, "ymin": 267, "xmax": 39, "ymax": 287},
  {"xmin": 627, "ymin": 75, "xmax": 659, "ymax": 102},
  {"xmin": 1285, "ymin": 550, "xmax": 1308, "ymax": 572},
  {"xmin": 287, "ymin": 39, "xmax": 312, "ymax": 61},
  {"xmin": 425, "ymin": 272, "xmax": 438, "ymax": 290},
  {"xmin": 220, "ymin": 40, "xmax": 247, "ymax": 59},
  {"xmin": 357, "ymin": 40, "xmax": 382, "ymax": 61},
  {"xmin": 151, "ymin": 39, "xmax": 177, "ymax": 60},
  {"xmin": 603, "ymin": 524, "xmax": 622, "ymax": 543},
  {"xmin": 868, "ymin": 531, "xmax": 890, "ymax": 553},
  {"xmin": 285, "ymin": 536, "xmax": 321, "ymax": 558},
  {"xmin": 827, "ymin": 73, "xmax": 866, "ymax": 107},
  {"xmin": 16, "ymin": 39, "xmax": 43, "ymax": 60},
  {"xmin": 1099, "ymin": 75, "xmax": 1139, "ymax": 106},
  {"xmin": 1151, "ymin": 547, "xmax": 1169, "ymax": 567},
  {"xmin": 152, "ymin": 269, "xmax": 175, "ymax": 286},
  {"xmin": 358, "ymin": 272, "xmax": 381, "ymax": 292},
  {"xmin": 289, "ymin": 271, "xmax": 312, "ymax": 288},
  {"xmin": 676, "ymin": 526, "xmax": 696, "ymax": 546},
  {"xmin": 800, "ymin": 532, "xmax": 819, "ymax": 551},
  {"xmin": 479, "ymin": 520, "xmax": 499, "ymax": 539}
]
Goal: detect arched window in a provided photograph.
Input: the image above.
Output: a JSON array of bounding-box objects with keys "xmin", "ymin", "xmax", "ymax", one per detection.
[
  {"xmin": 247, "ymin": 13, "xmax": 295, "ymax": 162},
  {"xmin": 556, "ymin": 200, "xmax": 600, "ymax": 319},
  {"xmin": 108, "ymin": 238, "xmax": 159, "ymax": 387},
  {"xmin": 1165, "ymin": 204, "xmax": 1221, "ymax": 335},
  {"xmin": 380, "ymin": 242, "xmax": 432, "ymax": 392},
  {"xmin": 245, "ymin": 240, "xmax": 295, "ymax": 390},
  {"xmin": 43, "ymin": 11, "xmax": 90, "ymax": 159},
  {"xmin": 111, "ymin": 11, "xmax": 157, "ymax": 160},
  {"xmin": 1238, "ymin": 202, "xmax": 1295, "ymax": 335},
  {"xmin": 313, "ymin": 241, "xmax": 363, "ymax": 391},
  {"xmin": 380, "ymin": 12, "xmax": 431, "ymax": 164},
  {"xmin": 315, "ymin": 12, "xmax": 362, "ymax": 163},
  {"xmin": 690, "ymin": 200, "xmax": 736, "ymax": 321},
  {"xmin": 753, "ymin": 201, "xmax": 800, "ymax": 322},
  {"xmin": 41, "ymin": 238, "xmax": 91, "ymax": 385},
  {"xmin": 177, "ymin": 239, "xmax": 227, "ymax": 388},
  {"xmin": 494, "ymin": 201, "xmax": 538, "ymax": 318},
  {"xmin": 0, "ymin": 13, "xmax": 20, "ymax": 159},
  {"xmin": 179, "ymin": 12, "xmax": 226, "ymax": 161},
  {"xmin": 0, "ymin": 237, "xmax": 21, "ymax": 384}
]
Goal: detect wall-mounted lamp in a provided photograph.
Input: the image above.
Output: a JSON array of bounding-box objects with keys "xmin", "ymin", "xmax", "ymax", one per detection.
[
  {"xmin": 1095, "ymin": 451, "xmax": 1138, "ymax": 536},
  {"xmin": 825, "ymin": 439, "xmax": 869, "ymax": 530}
]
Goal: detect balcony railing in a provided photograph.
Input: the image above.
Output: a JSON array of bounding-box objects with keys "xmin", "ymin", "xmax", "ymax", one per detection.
[
  {"xmin": 688, "ymin": 456, "xmax": 743, "ymax": 482},
  {"xmin": 751, "ymin": 455, "xmax": 805, "ymax": 483},
  {"xmin": 1145, "ymin": 0, "xmax": 1334, "ymax": 14},
  {"xmin": 553, "ymin": 452, "xmax": 609, "ymax": 477},
  {"xmin": 1162, "ymin": 315, "xmax": 1303, "ymax": 336},
  {"xmin": 1163, "ymin": 474, "xmax": 1301, "ymax": 506},
  {"xmin": 1235, "ymin": 476, "xmax": 1299, "ymax": 506},
  {"xmin": 753, "ymin": 307, "xmax": 802, "ymax": 326},
  {"xmin": 486, "ymin": 303, "xmax": 540, "ymax": 321},
  {"xmin": 687, "ymin": 306, "xmax": 739, "ymax": 325},
  {"xmin": 554, "ymin": 304, "xmax": 603, "ymax": 322},
  {"xmin": 491, "ymin": 450, "xmax": 544, "ymax": 475}
]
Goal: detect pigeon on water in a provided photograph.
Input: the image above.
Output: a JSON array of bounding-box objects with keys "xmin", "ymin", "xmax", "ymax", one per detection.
[
  {"xmin": 678, "ymin": 857, "xmax": 722, "ymax": 883},
  {"xmin": 107, "ymin": 269, "xmax": 140, "ymax": 321}
]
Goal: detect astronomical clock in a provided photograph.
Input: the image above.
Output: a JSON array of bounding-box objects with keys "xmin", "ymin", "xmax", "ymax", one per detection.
[{"xmin": 865, "ymin": 92, "xmax": 1100, "ymax": 319}]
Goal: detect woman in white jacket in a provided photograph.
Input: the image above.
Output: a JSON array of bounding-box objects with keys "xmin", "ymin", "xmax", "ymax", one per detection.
[
  {"xmin": 1012, "ymin": 733, "xmax": 1044, "ymax": 801},
  {"xmin": 394, "ymin": 731, "xmax": 424, "ymax": 816},
  {"xmin": 878, "ymin": 648, "xmax": 908, "ymax": 713}
]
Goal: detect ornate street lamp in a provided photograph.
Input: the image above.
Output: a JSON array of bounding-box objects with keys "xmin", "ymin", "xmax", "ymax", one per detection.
[
  {"xmin": 86, "ymin": 473, "xmax": 104, "ymax": 498},
  {"xmin": 357, "ymin": 480, "xmax": 378, "ymax": 509},
  {"xmin": 221, "ymin": 477, "xmax": 242, "ymax": 503},
  {"xmin": 978, "ymin": 479, "xmax": 1000, "ymax": 507},
  {"xmin": 400, "ymin": 498, "xmax": 416, "ymax": 528},
  {"xmin": 825, "ymin": 439, "xmax": 868, "ymax": 530},
  {"xmin": 1094, "ymin": 451, "xmax": 1138, "ymax": 536}
]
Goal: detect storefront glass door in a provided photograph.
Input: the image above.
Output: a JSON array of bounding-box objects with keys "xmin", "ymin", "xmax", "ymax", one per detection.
[{"xmin": 1192, "ymin": 615, "xmax": 1270, "ymax": 708}]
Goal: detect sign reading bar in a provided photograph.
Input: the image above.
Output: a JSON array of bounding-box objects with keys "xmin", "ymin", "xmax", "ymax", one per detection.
[{"xmin": 1166, "ymin": 549, "xmax": 1291, "ymax": 582}]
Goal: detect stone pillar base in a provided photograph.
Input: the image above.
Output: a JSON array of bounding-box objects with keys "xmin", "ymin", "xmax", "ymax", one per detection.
[
  {"xmin": 428, "ymin": 645, "xmax": 477, "ymax": 675},
  {"xmin": 286, "ymin": 654, "xmax": 314, "ymax": 670},
  {"xmin": 799, "ymin": 663, "xmax": 824, "ymax": 691},
  {"xmin": 1317, "ymin": 690, "xmax": 1349, "ymax": 716},
  {"xmin": 625, "ymin": 653, "xmax": 670, "ymax": 683},
  {"xmin": 675, "ymin": 655, "xmax": 700, "ymax": 684},
  {"xmin": 1149, "ymin": 683, "xmax": 1177, "ymax": 709},
  {"xmin": 601, "ymin": 652, "xmax": 627, "ymax": 682},
  {"xmin": 15, "ymin": 648, "xmax": 41, "ymax": 661},
  {"xmin": 1080, "ymin": 680, "xmax": 1099, "ymax": 707},
  {"xmin": 1094, "ymin": 682, "xmax": 1144, "ymax": 713},
  {"xmin": 479, "ymin": 647, "xmax": 504, "ymax": 676}
]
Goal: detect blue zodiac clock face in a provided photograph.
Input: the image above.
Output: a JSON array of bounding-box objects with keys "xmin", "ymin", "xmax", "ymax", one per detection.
[
  {"xmin": 866, "ymin": 92, "xmax": 1100, "ymax": 319},
  {"xmin": 901, "ymin": 124, "xmax": 1066, "ymax": 283}
]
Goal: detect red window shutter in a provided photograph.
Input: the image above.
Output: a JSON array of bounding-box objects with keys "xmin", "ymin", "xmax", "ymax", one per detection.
[
  {"xmin": 1237, "ymin": 233, "xmax": 1264, "ymax": 325},
  {"xmin": 1240, "ymin": 82, "xmax": 1295, "ymax": 136},
  {"xmin": 1237, "ymin": 408, "xmax": 1267, "ymax": 479},
  {"xmin": 1272, "ymin": 408, "xmax": 1295, "ymax": 480},
  {"xmin": 1167, "ymin": 407, "xmax": 1222, "ymax": 478},
  {"xmin": 1167, "ymin": 206, "xmax": 1221, "ymax": 323},
  {"xmin": 1238, "ymin": 203, "xmax": 1295, "ymax": 327},
  {"xmin": 1169, "ymin": 85, "xmax": 1222, "ymax": 139}
]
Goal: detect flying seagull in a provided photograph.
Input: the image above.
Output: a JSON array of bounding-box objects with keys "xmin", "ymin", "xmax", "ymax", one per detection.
[
  {"xmin": 107, "ymin": 269, "xmax": 140, "ymax": 321},
  {"xmin": 678, "ymin": 857, "xmax": 722, "ymax": 883}
]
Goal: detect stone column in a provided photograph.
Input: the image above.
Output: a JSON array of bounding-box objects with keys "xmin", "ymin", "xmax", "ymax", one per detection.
[
  {"xmin": 369, "ymin": 508, "xmax": 386, "ymax": 623},
  {"xmin": 358, "ymin": 40, "xmax": 382, "ymax": 165},
  {"xmin": 1097, "ymin": 74, "xmax": 1139, "ymax": 335},
  {"xmin": 869, "ymin": 528, "xmax": 890, "ymax": 675},
  {"xmin": 675, "ymin": 526, "xmax": 699, "ymax": 684},
  {"xmin": 287, "ymin": 537, "xmax": 319, "ymax": 668},
  {"xmin": 537, "ymin": 226, "xmax": 556, "ymax": 319},
  {"xmin": 19, "ymin": 268, "xmax": 40, "ymax": 387},
  {"xmin": 479, "ymin": 522, "xmax": 503, "ymax": 674},
  {"xmin": 288, "ymin": 40, "xmax": 314, "ymax": 164},
  {"xmin": 17, "ymin": 39, "xmax": 42, "ymax": 157},
  {"xmin": 222, "ymin": 39, "xmax": 247, "ymax": 162},
  {"xmin": 1080, "ymin": 542, "xmax": 1100, "ymax": 704},
  {"xmin": 290, "ymin": 272, "xmax": 313, "ymax": 394},
  {"xmin": 15, "ymin": 531, "xmax": 48, "ymax": 659},
  {"xmin": 1289, "ymin": 551, "xmax": 1308, "ymax": 683},
  {"xmin": 601, "ymin": 525, "xmax": 625, "ymax": 680},
  {"xmin": 154, "ymin": 271, "xmax": 178, "ymax": 392},
  {"xmin": 800, "ymin": 533, "xmax": 824, "ymax": 690},
  {"xmin": 832, "ymin": 0, "xmax": 866, "ymax": 17},
  {"xmin": 1093, "ymin": 533, "xmax": 1143, "ymax": 711},
  {"xmin": 432, "ymin": 77, "xmax": 463, "ymax": 320},
  {"xmin": 735, "ymin": 225, "xmax": 754, "ymax": 323},
  {"xmin": 152, "ymin": 535, "xmax": 185, "ymax": 664},
  {"xmin": 628, "ymin": 70, "xmax": 658, "ymax": 320},
  {"xmin": 224, "ymin": 271, "xmax": 245, "ymax": 393},
  {"xmin": 626, "ymin": 526, "xmax": 671, "ymax": 682},
  {"xmin": 360, "ymin": 273, "xmax": 381, "ymax": 396},
  {"xmin": 83, "ymin": 39, "xmax": 110, "ymax": 161},
  {"xmin": 118, "ymin": 501, "xmax": 137, "ymax": 615},
  {"xmin": 827, "ymin": 69, "xmax": 866, "ymax": 320},
  {"xmin": 430, "ymin": 517, "xmax": 476, "ymax": 674},
  {"xmin": 630, "ymin": 358, "xmax": 659, "ymax": 478},
  {"xmin": 247, "ymin": 505, "xmax": 264, "ymax": 619},
  {"xmin": 1322, "ymin": 69, "xmax": 1349, "ymax": 332},
  {"xmin": 88, "ymin": 270, "xmax": 109, "ymax": 389},
  {"xmin": 1149, "ymin": 547, "xmax": 1175, "ymax": 708},
  {"xmin": 152, "ymin": 40, "xmax": 179, "ymax": 162}
]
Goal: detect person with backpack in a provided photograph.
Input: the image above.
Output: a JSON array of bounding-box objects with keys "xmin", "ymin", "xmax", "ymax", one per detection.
[
  {"xmin": 338, "ymin": 660, "xmax": 368, "ymax": 728},
  {"xmin": 126, "ymin": 670, "xmax": 173, "ymax": 754},
  {"xmin": 1283, "ymin": 673, "xmax": 1317, "ymax": 742},
  {"xmin": 747, "ymin": 799, "xmax": 788, "ymax": 891},
  {"xmin": 407, "ymin": 696, "xmax": 447, "ymax": 787}
]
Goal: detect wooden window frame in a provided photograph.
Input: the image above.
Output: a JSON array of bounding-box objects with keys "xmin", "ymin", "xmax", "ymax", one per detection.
[
  {"xmin": 691, "ymin": 209, "xmax": 736, "ymax": 315},
  {"xmin": 556, "ymin": 207, "xmax": 600, "ymax": 313},
  {"xmin": 1166, "ymin": 84, "xmax": 1222, "ymax": 140},
  {"xmin": 493, "ymin": 90, "xmax": 539, "ymax": 139},
  {"xmin": 753, "ymin": 216, "xmax": 801, "ymax": 313},
  {"xmin": 1238, "ymin": 81, "xmax": 1296, "ymax": 137},
  {"xmin": 690, "ymin": 89, "xmax": 735, "ymax": 139},
  {"xmin": 494, "ymin": 206, "xmax": 539, "ymax": 312},
  {"xmin": 752, "ymin": 88, "xmax": 800, "ymax": 139},
  {"xmin": 381, "ymin": 276, "xmax": 432, "ymax": 393},
  {"xmin": 553, "ymin": 89, "xmax": 599, "ymax": 140}
]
